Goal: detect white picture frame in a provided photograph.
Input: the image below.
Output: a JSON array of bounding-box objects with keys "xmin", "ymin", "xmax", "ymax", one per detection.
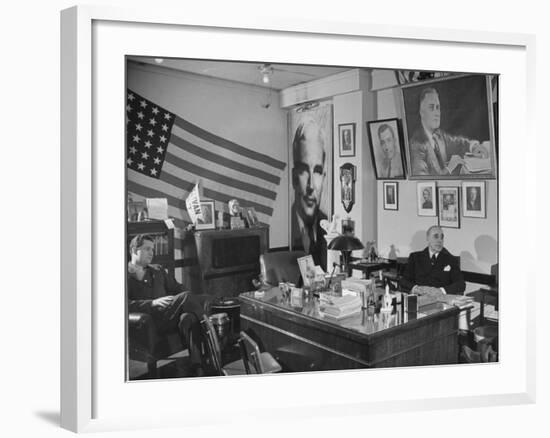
[
  {"xmin": 383, "ymin": 182, "xmax": 399, "ymax": 210},
  {"xmin": 463, "ymin": 181, "xmax": 487, "ymax": 218},
  {"xmin": 437, "ymin": 186, "xmax": 461, "ymax": 228},
  {"xmin": 61, "ymin": 5, "xmax": 535, "ymax": 433},
  {"xmin": 417, "ymin": 181, "xmax": 437, "ymax": 216}
]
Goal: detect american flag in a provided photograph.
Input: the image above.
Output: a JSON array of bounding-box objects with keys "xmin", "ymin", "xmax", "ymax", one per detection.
[{"xmin": 126, "ymin": 90, "xmax": 286, "ymax": 259}]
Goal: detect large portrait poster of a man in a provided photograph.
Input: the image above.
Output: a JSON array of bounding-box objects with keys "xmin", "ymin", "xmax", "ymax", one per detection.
[
  {"xmin": 402, "ymin": 74, "xmax": 497, "ymax": 179},
  {"xmin": 288, "ymin": 104, "xmax": 333, "ymax": 271}
]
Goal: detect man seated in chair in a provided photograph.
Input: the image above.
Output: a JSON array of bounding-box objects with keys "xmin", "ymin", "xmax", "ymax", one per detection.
[
  {"xmin": 128, "ymin": 234, "xmax": 210, "ymax": 376},
  {"xmin": 399, "ymin": 225, "xmax": 465, "ymax": 296}
]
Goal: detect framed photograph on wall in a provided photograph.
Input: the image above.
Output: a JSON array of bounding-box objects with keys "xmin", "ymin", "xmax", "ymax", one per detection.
[
  {"xmin": 366, "ymin": 118, "xmax": 406, "ymax": 179},
  {"xmin": 383, "ymin": 182, "xmax": 398, "ymax": 210},
  {"xmin": 195, "ymin": 200, "xmax": 215, "ymax": 230},
  {"xmin": 437, "ymin": 187, "xmax": 460, "ymax": 228},
  {"xmin": 401, "ymin": 74, "xmax": 497, "ymax": 180},
  {"xmin": 417, "ymin": 181, "xmax": 437, "ymax": 216},
  {"xmin": 462, "ymin": 181, "xmax": 486, "ymax": 218},
  {"xmin": 338, "ymin": 122, "xmax": 356, "ymax": 157}
]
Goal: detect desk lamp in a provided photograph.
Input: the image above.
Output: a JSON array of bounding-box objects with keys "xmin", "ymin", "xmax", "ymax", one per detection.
[{"xmin": 328, "ymin": 235, "xmax": 364, "ymax": 276}]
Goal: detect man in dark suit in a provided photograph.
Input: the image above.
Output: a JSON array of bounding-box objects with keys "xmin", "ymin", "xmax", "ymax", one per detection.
[
  {"xmin": 291, "ymin": 118, "xmax": 328, "ymax": 271},
  {"xmin": 399, "ymin": 225, "xmax": 465, "ymax": 295},
  {"xmin": 127, "ymin": 234, "xmax": 211, "ymax": 376}
]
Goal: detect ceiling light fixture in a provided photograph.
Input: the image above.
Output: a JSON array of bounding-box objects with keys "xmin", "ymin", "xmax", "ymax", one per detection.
[{"xmin": 259, "ymin": 64, "xmax": 273, "ymax": 84}]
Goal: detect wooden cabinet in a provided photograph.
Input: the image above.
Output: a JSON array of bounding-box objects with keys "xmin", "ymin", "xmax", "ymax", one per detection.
[
  {"xmin": 127, "ymin": 221, "xmax": 175, "ymax": 278},
  {"xmin": 183, "ymin": 226, "xmax": 269, "ymax": 297}
]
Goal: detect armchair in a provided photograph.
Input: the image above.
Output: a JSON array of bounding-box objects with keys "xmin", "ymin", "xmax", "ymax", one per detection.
[
  {"xmin": 128, "ymin": 310, "xmax": 198, "ymax": 378},
  {"xmin": 259, "ymin": 250, "xmax": 306, "ymax": 286}
]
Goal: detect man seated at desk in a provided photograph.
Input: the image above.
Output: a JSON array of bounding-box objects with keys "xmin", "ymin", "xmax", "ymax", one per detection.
[
  {"xmin": 127, "ymin": 234, "xmax": 211, "ymax": 376},
  {"xmin": 399, "ymin": 225, "xmax": 465, "ymax": 296}
]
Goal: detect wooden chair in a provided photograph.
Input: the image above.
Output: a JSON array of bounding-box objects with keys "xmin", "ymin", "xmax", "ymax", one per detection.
[
  {"xmin": 239, "ymin": 331, "xmax": 282, "ymax": 374},
  {"xmin": 201, "ymin": 316, "xmax": 247, "ymax": 376},
  {"xmin": 201, "ymin": 316, "xmax": 281, "ymax": 375}
]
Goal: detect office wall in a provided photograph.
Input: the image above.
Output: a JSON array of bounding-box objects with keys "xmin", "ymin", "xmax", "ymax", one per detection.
[
  {"xmin": 373, "ymin": 72, "xmax": 498, "ymax": 274},
  {"xmin": 333, "ymin": 89, "xmax": 377, "ymax": 248},
  {"xmin": 127, "ymin": 62, "xmax": 289, "ymax": 248}
]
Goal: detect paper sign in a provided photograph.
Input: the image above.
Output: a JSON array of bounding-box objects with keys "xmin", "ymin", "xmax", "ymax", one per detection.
[
  {"xmin": 164, "ymin": 218, "xmax": 174, "ymax": 229},
  {"xmin": 146, "ymin": 198, "xmax": 168, "ymax": 220},
  {"xmin": 185, "ymin": 184, "xmax": 202, "ymax": 224}
]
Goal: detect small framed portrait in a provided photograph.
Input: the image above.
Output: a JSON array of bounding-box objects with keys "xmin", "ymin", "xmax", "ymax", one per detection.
[
  {"xmin": 297, "ymin": 254, "xmax": 316, "ymax": 287},
  {"xmin": 338, "ymin": 123, "xmax": 356, "ymax": 157},
  {"xmin": 462, "ymin": 181, "xmax": 486, "ymax": 218},
  {"xmin": 367, "ymin": 118, "xmax": 406, "ymax": 180},
  {"xmin": 438, "ymin": 187, "xmax": 460, "ymax": 228},
  {"xmin": 383, "ymin": 182, "xmax": 398, "ymax": 210},
  {"xmin": 195, "ymin": 200, "xmax": 216, "ymax": 230},
  {"xmin": 417, "ymin": 181, "xmax": 437, "ymax": 216},
  {"xmin": 243, "ymin": 206, "xmax": 259, "ymax": 227}
]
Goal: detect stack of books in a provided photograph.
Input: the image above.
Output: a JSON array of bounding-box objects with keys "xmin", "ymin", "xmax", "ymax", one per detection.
[{"xmin": 319, "ymin": 294, "xmax": 362, "ymax": 320}]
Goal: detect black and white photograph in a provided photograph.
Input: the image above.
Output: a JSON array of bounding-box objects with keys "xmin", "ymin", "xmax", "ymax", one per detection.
[
  {"xmin": 463, "ymin": 181, "xmax": 486, "ymax": 218},
  {"xmin": 124, "ymin": 57, "xmax": 498, "ymax": 382},
  {"xmin": 438, "ymin": 187, "xmax": 461, "ymax": 228},
  {"xmin": 402, "ymin": 74, "xmax": 497, "ymax": 180},
  {"xmin": 196, "ymin": 201, "xmax": 215, "ymax": 230},
  {"xmin": 289, "ymin": 103, "xmax": 333, "ymax": 271},
  {"xmin": 367, "ymin": 118, "xmax": 406, "ymax": 179},
  {"xmin": 338, "ymin": 123, "xmax": 356, "ymax": 157},
  {"xmin": 417, "ymin": 181, "xmax": 437, "ymax": 216},
  {"xmin": 383, "ymin": 182, "xmax": 398, "ymax": 210}
]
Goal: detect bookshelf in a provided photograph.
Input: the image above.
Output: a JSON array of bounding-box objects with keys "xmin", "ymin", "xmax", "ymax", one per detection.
[{"xmin": 127, "ymin": 220, "xmax": 175, "ymax": 278}]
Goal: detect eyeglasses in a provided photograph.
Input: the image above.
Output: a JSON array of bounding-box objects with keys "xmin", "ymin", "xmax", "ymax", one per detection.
[{"xmin": 431, "ymin": 233, "xmax": 444, "ymax": 239}]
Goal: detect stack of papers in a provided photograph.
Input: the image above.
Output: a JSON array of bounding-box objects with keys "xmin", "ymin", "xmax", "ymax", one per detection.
[
  {"xmin": 341, "ymin": 278, "xmax": 372, "ymax": 294},
  {"xmin": 319, "ymin": 295, "xmax": 362, "ymax": 320}
]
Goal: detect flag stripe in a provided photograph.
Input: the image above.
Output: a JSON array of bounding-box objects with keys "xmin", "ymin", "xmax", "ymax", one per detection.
[
  {"xmin": 159, "ymin": 164, "xmax": 274, "ymax": 216},
  {"xmin": 172, "ymin": 124, "xmax": 285, "ymax": 180},
  {"xmin": 128, "ymin": 169, "xmax": 190, "ymax": 208},
  {"xmin": 167, "ymin": 140, "xmax": 277, "ymax": 194},
  {"xmin": 202, "ymin": 186, "xmax": 273, "ymax": 217},
  {"xmin": 174, "ymin": 115, "xmax": 286, "ymax": 170},
  {"xmin": 164, "ymin": 150, "xmax": 278, "ymax": 200},
  {"xmin": 169, "ymin": 133, "xmax": 281, "ymax": 185},
  {"xmin": 128, "ymin": 190, "xmax": 190, "ymax": 225},
  {"xmin": 129, "ymin": 169, "xmax": 272, "ymax": 221}
]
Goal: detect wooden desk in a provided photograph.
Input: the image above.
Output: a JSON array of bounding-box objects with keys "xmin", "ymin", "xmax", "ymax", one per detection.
[{"xmin": 240, "ymin": 287, "xmax": 460, "ymax": 372}]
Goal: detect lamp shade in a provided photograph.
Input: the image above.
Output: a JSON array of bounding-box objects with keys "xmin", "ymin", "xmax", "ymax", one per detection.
[{"xmin": 328, "ymin": 235, "xmax": 364, "ymax": 251}]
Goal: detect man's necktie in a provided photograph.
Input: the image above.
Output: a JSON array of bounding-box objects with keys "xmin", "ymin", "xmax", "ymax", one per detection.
[
  {"xmin": 432, "ymin": 134, "xmax": 446, "ymax": 171},
  {"xmin": 385, "ymin": 159, "xmax": 391, "ymax": 178},
  {"xmin": 431, "ymin": 254, "xmax": 437, "ymax": 266},
  {"xmin": 306, "ymin": 224, "xmax": 315, "ymax": 254}
]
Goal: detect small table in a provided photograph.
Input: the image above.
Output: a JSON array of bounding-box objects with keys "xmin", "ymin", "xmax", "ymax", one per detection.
[{"xmin": 239, "ymin": 287, "xmax": 461, "ymax": 372}]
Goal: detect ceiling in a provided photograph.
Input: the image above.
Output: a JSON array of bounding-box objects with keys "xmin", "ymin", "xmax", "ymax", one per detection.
[{"xmin": 128, "ymin": 56, "xmax": 351, "ymax": 91}]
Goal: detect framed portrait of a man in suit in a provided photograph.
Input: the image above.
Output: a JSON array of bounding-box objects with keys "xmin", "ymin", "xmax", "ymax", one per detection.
[
  {"xmin": 367, "ymin": 118, "xmax": 406, "ymax": 180},
  {"xmin": 417, "ymin": 181, "xmax": 437, "ymax": 216},
  {"xmin": 401, "ymin": 74, "xmax": 497, "ymax": 180},
  {"xmin": 462, "ymin": 181, "xmax": 486, "ymax": 218}
]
